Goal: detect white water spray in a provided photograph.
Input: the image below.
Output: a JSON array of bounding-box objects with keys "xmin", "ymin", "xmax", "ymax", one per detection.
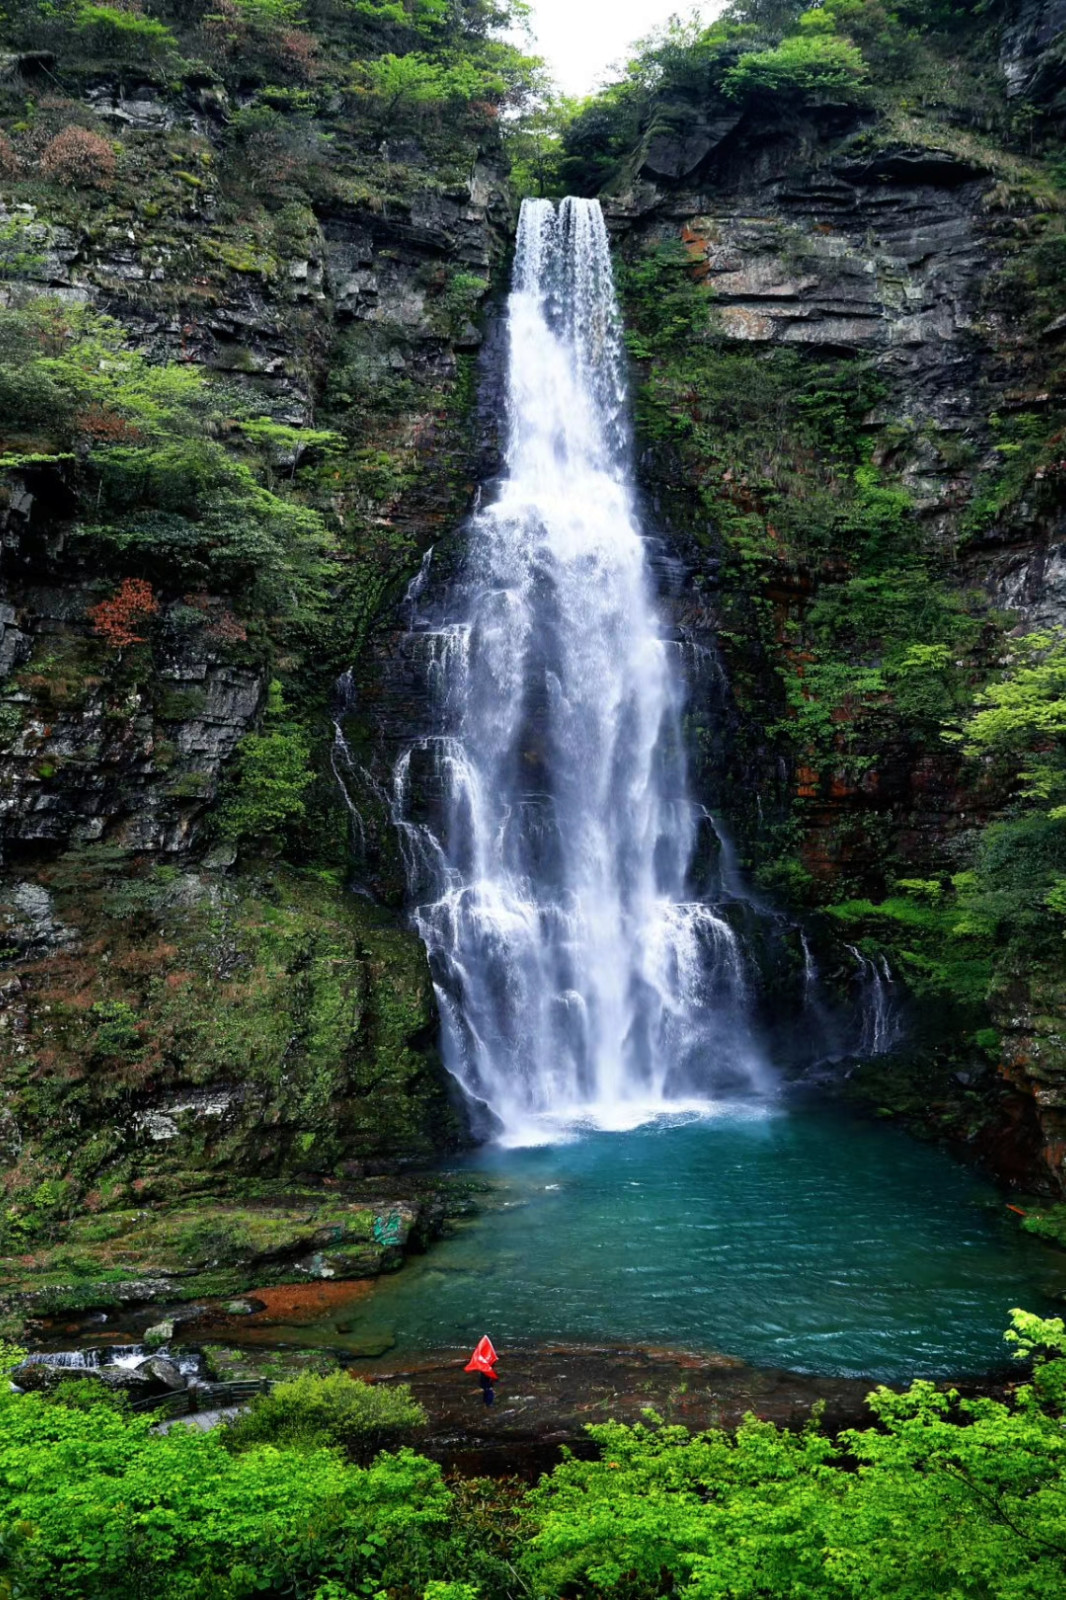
[{"xmin": 395, "ymin": 198, "xmax": 765, "ymax": 1138}]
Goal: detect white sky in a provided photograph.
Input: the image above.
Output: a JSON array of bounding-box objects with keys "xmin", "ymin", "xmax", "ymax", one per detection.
[{"xmin": 521, "ymin": 0, "xmax": 724, "ymax": 98}]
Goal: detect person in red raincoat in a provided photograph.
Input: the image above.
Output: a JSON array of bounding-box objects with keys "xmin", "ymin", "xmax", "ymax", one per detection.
[{"xmin": 465, "ymin": 1335, "xmax": 498, "ymax": 1406}]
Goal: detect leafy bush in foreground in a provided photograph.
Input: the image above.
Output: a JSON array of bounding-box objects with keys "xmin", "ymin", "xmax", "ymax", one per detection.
[
  {"xmin": 522, "ymin": 1309, "xmax": 1066, "ymax": 1600},
  {"xmin": 1, "ymin": 1313, "xmax": 1064, "ymax": 1600},
  {"xmin": 0, "ymin": 1388, "xmax": 450, "ymax": 1600},
  {"xmin": 223, "ymin": 1371, "xmax": 426, "ymax": 1461}
]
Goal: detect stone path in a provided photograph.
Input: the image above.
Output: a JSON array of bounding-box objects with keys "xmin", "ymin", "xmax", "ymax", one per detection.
[{"xmin": 155, "ymin": 1406, "xmax": 245, "ymax": 1434}]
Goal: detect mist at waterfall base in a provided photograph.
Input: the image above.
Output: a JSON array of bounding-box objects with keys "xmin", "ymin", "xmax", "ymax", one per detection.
[{"xmin": 372, "ymin": 200, "xmax": 1063, "ymax": 1380}]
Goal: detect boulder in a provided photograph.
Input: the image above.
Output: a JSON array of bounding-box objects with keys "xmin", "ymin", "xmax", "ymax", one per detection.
[
  {"xmin": 143, "ymin": 1319, "xmax": 175, "ymax": 1350},
  {"xmin": 11, "ymin": 1357, "xmax": 64, "ymax": 1392},
  {"xmin": 641, "ymin": 112, "xmax": 742, "ymax": 181},
  {"xmin": 12, "ymin": 1358, "xmax": 161, "ymax": 1395},
  {"xmin": 136, "ymin": 1355, "xmax": 187, "ymax": 1390}
]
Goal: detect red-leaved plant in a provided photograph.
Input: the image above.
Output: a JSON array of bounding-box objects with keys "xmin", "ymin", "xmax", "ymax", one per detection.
[
  {"xmin": 40, "ymin": 127, "xmax": 116, "ymax": 188},
  {"xmin": 88, "ymin": 578, "xmax": 159, "ymax": 648}
]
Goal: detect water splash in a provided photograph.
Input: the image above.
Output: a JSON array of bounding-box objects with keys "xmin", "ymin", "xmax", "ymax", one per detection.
[{"xmin": 394, "ymin": 197, "xmax": 765, "ymax": 1136}]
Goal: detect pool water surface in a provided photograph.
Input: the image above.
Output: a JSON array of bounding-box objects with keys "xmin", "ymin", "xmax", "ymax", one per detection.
[{"xmin": 348, "ymin": 1106, "xmax": 1066, "ymax": 1380}]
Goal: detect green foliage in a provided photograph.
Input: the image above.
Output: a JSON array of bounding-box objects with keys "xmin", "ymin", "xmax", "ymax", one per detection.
[
  {"xmin": 224, "ymin": 1372, "xmax": 426, "ymax": 1461},
  {"xmin": 3, "ymin": 1176, "xmax": 75, "ymax": 1242},
  {"xmin": 0, "ymin": 219, "xmax": 47, "ymax": 282},
  {"xmin": 781, "ymin": 569, "xmax": 981, "ymax": 762},
  {"xmin": 957, "ymin": 630, "xmax": 1066, "ymax": 814},
  {"xmin": 357, "ymin": 49, "xmax": 455, "ymax": 113},
  {"xmin": 0, "ymin": 298, "xmax": 335, "ymax": 618},
  {"xmin": 505, "ymin": 91, "xmax": 576, "ymax": 197},
  {"xmin": 74, "ymin": 3, "xmax": 176, "ymax": 58},
  {"xmin": 40, "ymin": 1375, "xmax": 130, "ymax": 1413},
  {"xmin": 963, "ymin": 411, "xmax": 1065, "ymax": 537},
  {"xmin": 219, "ymin": 679, "xmax": 314, "ymax": 845},
  {"xmin": 216, "ymin": 0, "xmax": 306, "ymax": 26},
  {"xmin": 617, "ymin": 241, "xmax": 714, "ymax": 358},
  {"xmin": 437, "ymin": 269, "xmax": 490, "ymax": 329},
  {"xmin": 1, "ymin": 1315, "xmax": 1065, "ymax": 1598},
  {"xmin": 424, "ymin": 1585, "xmax": 481, "ymax": 1600},
  {"xmin": 89, "ymin": 998, "xmax": 143, "ymax": 1063},
  {"xmin": 0, "ymin": 1341, "xmax": 26, "ymax": 1374},
  {"xmin": 523, "ymin": 1310, "xmax": 1066, "ymax": 1600},
  {"xmin": 355, "ymin": 49, "xmax": 510, "ymax": 119},
  {"xmin": 0, "ymin": 1386, "xmax": 454, "ymax": 1600},
  {"xmin": 968, "ymin": 812, "xmax": 1066, "ymax": 956},
  {"xmin": 914, "ymin": 630, "xmax": 1066, "ymax": 977},
  {"xmin": 826, "ymin": 889, "xmax": 993, "ymax": 1006},
  {"xmin": 1020, "ymin": 1207, "xmax": 1066, "ymax": 1249},
  {"xmin": 820, "ymin": 0, "xmax": 920, "ymax": 74},
  {"xmin": 724, "ymin": 32, "xmax": 871, "ymax": 101},
  {"xmin": 83, "ymin": 454, "xmax": 333, "ymax": 615},
  {"xmin": 0, "ymin": 299, "xmax": 211, "ymax": 438},
  {"xmin": 826, "ymin": 798, "xmax": 1066, "ymax": 1006}
]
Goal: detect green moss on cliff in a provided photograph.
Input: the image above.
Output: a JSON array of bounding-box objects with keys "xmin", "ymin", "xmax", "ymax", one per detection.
[
  {"xmin": 1, "ymin": 854, "xmax": 457, "ymax": 1244},
  {"xmin": 0, "ymin": 0, "xmax": 540, "ymax": 1200}
]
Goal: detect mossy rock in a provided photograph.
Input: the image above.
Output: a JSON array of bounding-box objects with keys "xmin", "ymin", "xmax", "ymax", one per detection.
[
  {"xmin": 2, "ymin": 863, "xmax": 466, "ymax": 1240},
  {"xmin": 1021, "ymin": 1205, "xmax": 1066, "ymax": 1250},
  {"xmin": 201, "ymin": 1344, "xmax": 340, "ymax": 1383}
]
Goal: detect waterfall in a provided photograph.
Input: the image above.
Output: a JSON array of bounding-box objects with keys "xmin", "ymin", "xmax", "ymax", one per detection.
[
  {"xmin": 330, "ymin": 668, "xmax": 367, "ymax": 862},
  {"xmin": 23, "ymin": 1346, "xmax": 144, "ymax": 1370},
  {"xmin": 847, "ymin": 946, "xmax": 902, "ymax": 1056},
  {"xmin": 394, "ymin": 198, "xmax": 765, "ymax": 1139}
]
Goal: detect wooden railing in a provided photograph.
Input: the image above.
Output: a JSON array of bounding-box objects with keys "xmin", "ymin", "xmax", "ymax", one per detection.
[{"xmin": 128, "ymin": 1378, "xmax": 272, "ymax": 1419}]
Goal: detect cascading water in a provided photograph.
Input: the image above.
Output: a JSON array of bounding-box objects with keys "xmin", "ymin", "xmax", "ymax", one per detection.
[
  {"xmin": 395, "ymin": 197, "xmax": 765, "ymax": 1139},
  {"xmin": 847, "ymin": 945, "xmax": 902, "ymax": 1057}
]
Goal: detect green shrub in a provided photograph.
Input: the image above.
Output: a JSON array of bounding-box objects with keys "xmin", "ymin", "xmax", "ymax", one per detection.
[
  {"xmin": 957, "ymin": 630, "xmax": 1066, "ymax": 814},
  {"xmin": 0, "ymin": 298, "xmax": 335, "ymax": 619},
  {"xmin": 1021, "ymin": 1205, "xmax": 1066, "ymax": 1248},
  {"xmin": 724, "ymin": 34, "xmax": 870, "ymax": 101},
  {"xmin": 74, "ymin": 3, "xmax": 176, "ymax": 60},
  {"xmin": 89, "ymin": 999, "xmax": 143, "ymax": 1063},
  {"xmin": 223, "ymin": 1372, "xmax": 426, "ymax": 1462},
  {"xmin": 825, "ymin": 891, "xmax": 993, "ymax": 1007},
  {"xmin": 0, "ymin": 1340, "xmax": 26, "ymax": 1374},
  {"xmin": 40, "ymin": 1376, "xmax": 130, "ymax": 1414},
  {"xmin": 523, "ymin": 1310, "xmax": 1066, "ymax": 1600},
  {"xmin": 0, "ymin": 1386, "xmax": 450, "ymax": 1600},
  {"xmin": 219, "ymin": 680, "xmax": 314, "ymax": 845}
]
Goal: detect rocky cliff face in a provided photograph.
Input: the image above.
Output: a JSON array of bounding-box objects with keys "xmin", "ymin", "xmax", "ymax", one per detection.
[
  {"xmin": 0, "ymin": 3, "xmax": 515, "ymax": 1285},
  {"xmin": 611, "ymin": 134, "xmax": 1010, "ymax": 868},
  {"xmin": 1001, "ymin": 0, "xmax": 1066, "ymax": 101}
]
